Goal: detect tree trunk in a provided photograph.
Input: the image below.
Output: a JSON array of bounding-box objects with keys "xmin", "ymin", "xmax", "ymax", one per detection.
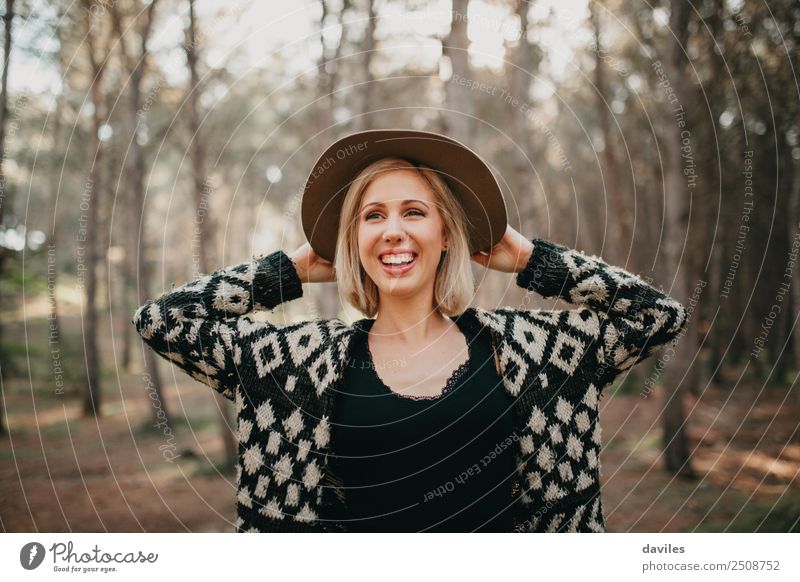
[
  {"xmin": 120, "ymin": 202, "xmax": 134, "ymax": 370},
  {"xmin": 112, "ymin": 0, "xmax": 169, "ymax": 426},
  {"xmin": 315, "ymin": 0, "xmax": 350, "ymax": 319},
  {"xmin": 316, "ymin": 0, "xmax": 335, "ymax": 133},
  {"xmin": 442, "ymin": 0, "xmax": 474, "ymax": 145},
  {"xmin": 772, "ymin": 142, "xmax": 794, "ymax": 382},
  {"xmin": 186, "ymin": 0, "xmax": 235, "ymax": 469},
  {"xmin": 47, "ymin": 30, "xmax": 66, "ymax": 378},
  {"xmin": 505, "ymin": 0, "xmax": 543, "ymax": 309},
  {"xmin": 351, "ymin": 0, "xmax": 374, "ymax": 132},
  {"xmin": 509, "ymin": 0, "xmax": 540, "ymax": 237},
  {"xmin": 590, "ymin": 1, "xmax": 632, "ymax": 269},
  {"xmin": 131, "ymin": 53, "xmax": 167, "ymax": 430},
  {"xmin": 0, "ymin": 0, "xmax": 15, "ymax": 434},
  {"xmin": 81, "ymin": 1, "xmax": 106, "ymax": 417},
  {"xmin": 789, "ymin": 113, "xmax": 800, "ymax": 404},
  {"xmin": 707, "ymin": 225, "xmax": 725, "ymax": 384},
  {"xmin": 791, "ymin": 9, "xmax": 800, "ymax": 405},
  {"xmin": 661, "ymin": 0, "xmax": 694, "ymax": 478}
]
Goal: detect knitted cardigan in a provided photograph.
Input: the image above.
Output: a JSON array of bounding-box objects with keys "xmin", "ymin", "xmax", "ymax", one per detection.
[{"xmin": 133, "ymin": 237, "xmax": 687, "ymax": 533}]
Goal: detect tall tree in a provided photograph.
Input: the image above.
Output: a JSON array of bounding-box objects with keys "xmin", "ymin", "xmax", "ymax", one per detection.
[
  {"xmin": 351, "ymin": 0, "xmax": 374, "ymax": 132},
  {"xmin": 316, "ymin": 0, "xmax": 350, "ymax": 135},
  {"xmin": 46, "ymin": 16, "xmax": 68, "ymax": 380},
  {"xmin": 111, "ymin": 0, "xmax": 169, "ymax": 425},
  {"xmin": 185, "ymin": 0, "xmax": 235, "ymax": 469},
  {"xmin": 315, "ymin": 0, "xmax": 350, "ymax": 320},
  {"xmin": 80, "ymin": 0, "xmax": 113, "ymax": 416},
  {"xmin": 590, "ymin": 0, "xmax": 633, "ymax": 268},
  {"xmin": 0, "ymin": 0, "xmax": 15, "ymax": 433},
  {"xmin": 790, "ymin": 4, "xmax": 800, "ymax": 400},
  {"xmin": 660, "ymin": 0, "xmax": 694, "ymax": 477},
  {"xmin": 509, "ymin": 0, "xmax": 541, "ymax": 238},
  {"xmin": 442, "ymin": 0, "xmax": 474, "ymax": 145}
]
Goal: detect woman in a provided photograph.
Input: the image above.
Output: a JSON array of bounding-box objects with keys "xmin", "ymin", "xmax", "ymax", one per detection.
[{"xmin": 133, "ymin": 130, "xmax": 687, "ymax": 533}]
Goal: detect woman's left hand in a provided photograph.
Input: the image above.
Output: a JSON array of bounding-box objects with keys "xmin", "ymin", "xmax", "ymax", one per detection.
[{"xmin": 470, "ymin": 224, "xmax": 535, "ymax": 274}]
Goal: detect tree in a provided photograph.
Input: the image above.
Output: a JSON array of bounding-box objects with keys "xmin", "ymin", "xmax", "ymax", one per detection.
[
  {"xmin": 508, "ymin": 0, "xmax": 542, "ymax": 239},
  {"xmin": 441, "ymin": 0, "xmax": 474, "ymax": 145},
  {"xmin": 111, "ymin": 0, "xmax": 169, "ymax": 425},
  {"xmin": 80, "ymin": 0, "xmax": 113, "ymax": 416},
  {"xmin": 660, "ymin": 0, "xmax": 694, "ymax": 477},
  {"xmin": 0, "ymin": 0, "xmax": 15, "ymax": 433},
  {"xmin": 315, "ymin": 0, "xmax": 351, "ymax": 320},
  {"xmin": 351, "ymin": 0, "xmax": 375, "ymax": 132},
  {"xmin": 184, "ymin": 0, "xmax": 235, "ymax": 469},
  {"xmin": 590, "ymin": 0, "xmax": 633, "ymax": 268}
]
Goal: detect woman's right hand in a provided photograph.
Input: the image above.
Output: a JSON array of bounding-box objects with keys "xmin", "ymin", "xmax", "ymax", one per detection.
[{"xmin": 288, "ymin": 243, "xmax": 337, "ymax": 283}]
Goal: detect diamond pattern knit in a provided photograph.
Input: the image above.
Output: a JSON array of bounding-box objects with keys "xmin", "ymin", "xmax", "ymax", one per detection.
[{"xmin": 133, "ymin": 237, "xmax": 687, "ymax": 532}]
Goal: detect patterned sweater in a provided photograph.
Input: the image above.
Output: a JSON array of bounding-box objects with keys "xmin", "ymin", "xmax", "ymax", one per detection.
[{"xmin": 133, "ymin": 238, "xmax": 687, "ymax": 532}]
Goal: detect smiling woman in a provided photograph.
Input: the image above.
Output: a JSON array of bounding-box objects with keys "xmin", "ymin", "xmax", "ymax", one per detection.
[
  {"xmin": 133, "ymin": 129, "xmax": 687, "ymax": 533},
  {"xmin": 334, "ymin": 157, "xmax": 476, "ymax": 319}
]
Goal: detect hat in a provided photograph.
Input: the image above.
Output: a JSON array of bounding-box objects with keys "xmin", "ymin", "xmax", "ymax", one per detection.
[{"xmin": 301, "ymin": 129, "xmax": 507, "ymax": 262}]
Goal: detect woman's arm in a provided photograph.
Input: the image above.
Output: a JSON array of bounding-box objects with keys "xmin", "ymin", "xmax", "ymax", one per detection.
[
  {"xmin": 515, "ymin": 237, "xmax": 688, "ymax": 379},
  {"xmin": 132, "ymin": 250, "xmax": 303, "ymax": 399}
]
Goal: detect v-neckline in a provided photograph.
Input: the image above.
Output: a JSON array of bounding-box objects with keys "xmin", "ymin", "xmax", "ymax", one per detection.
[{"xmin": 363, "ymin": 317, "xmax": 473, "ymax": 402}]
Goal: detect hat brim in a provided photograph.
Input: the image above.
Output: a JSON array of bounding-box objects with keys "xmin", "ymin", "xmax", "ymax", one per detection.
[{"xmin": 301, "ymin": 129, "xmax": 507, "ymax": 262}]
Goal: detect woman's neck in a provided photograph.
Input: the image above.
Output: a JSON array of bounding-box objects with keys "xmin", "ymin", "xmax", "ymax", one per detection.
[{"xmin": 371, "ymin": 297, "xmax": 452, "ymax": 346}]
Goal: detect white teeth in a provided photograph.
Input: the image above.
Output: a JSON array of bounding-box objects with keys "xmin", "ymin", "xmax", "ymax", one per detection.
[{"xmin": 381, "ymin": 253, "xmax": 415, "ymax": 265}]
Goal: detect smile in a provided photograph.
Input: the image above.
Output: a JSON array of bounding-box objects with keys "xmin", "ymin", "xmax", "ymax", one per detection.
[{"xmin": 378, "ymin": 253, "xmax": 417, "ymax": 275}]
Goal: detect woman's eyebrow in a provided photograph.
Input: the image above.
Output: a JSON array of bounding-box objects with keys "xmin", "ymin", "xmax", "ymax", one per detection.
[{"xmin": 361, "ymin": 199, "xmax": 431, "ymax": 210}]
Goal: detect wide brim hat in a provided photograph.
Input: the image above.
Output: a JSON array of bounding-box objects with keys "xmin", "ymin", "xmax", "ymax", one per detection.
[{"xmin": 301, "ymin": 129, "xmax": 507, "ymax": 262}]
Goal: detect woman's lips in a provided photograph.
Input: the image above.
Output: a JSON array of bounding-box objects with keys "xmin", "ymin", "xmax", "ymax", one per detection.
[{"xmin": 379, "ymin": 254, "xmax": 417, "ymax": 276}]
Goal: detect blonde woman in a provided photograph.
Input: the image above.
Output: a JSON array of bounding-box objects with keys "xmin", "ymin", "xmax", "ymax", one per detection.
[{"xmin": 134, "ymin": 130, "xmax": 687, "ymax": 532}]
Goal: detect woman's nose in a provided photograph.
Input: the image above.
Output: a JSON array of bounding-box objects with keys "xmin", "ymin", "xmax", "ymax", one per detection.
[{"xmin": 382, "ymin": 214, "xmax": 405, "ymax": 241}]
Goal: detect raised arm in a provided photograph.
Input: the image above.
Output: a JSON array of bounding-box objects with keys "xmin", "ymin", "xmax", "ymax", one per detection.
[
  {"xmin": 132, "ymin": 250, "xmax": 303, "ymax": 399},
  {"xmin": 515, "ymin": 238, "xmax": 688, "ymax": 381}
]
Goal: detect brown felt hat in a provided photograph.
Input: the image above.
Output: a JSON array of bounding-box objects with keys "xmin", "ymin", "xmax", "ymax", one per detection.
[{"xmin": 301, "ymin": 129, "xmax": 507, "ymax": 262}]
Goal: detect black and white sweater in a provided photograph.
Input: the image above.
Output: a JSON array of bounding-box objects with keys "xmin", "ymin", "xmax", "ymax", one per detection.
[{"xmin": 133, "ymin": 238, "xmax": 687, "ymax": 532}]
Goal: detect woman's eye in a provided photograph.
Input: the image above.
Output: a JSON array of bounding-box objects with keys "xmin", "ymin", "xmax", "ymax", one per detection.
[{"xmin": 365, "ymin": 209, "xmax": 425, "ymax": 220}]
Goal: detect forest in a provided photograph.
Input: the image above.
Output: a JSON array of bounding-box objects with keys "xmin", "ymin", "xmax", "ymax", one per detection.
[{"xmin": 0, "ymin": 0, "xmax": 798, "ymax": 532}]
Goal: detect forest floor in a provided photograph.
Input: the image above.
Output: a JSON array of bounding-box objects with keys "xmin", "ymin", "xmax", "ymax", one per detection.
[{"xmin": 1, "ymin": 315, "xmax": 799, "ymax": 533}]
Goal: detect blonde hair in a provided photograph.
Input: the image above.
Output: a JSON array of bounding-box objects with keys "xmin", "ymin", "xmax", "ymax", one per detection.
[{"xmin": 334, "ymin": 157, "xmax": 475, "ymax": 318}]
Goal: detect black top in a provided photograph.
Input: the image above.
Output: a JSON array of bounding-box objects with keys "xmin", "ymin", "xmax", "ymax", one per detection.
[{"xmin": 331, "ymin": 313, "xmax": 516, "ymax": 532}]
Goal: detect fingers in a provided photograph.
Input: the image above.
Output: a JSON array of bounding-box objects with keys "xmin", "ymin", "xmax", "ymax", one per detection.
[{"xmin": 471, "ymin": 251, "xmax": 489, "ymax": 267}]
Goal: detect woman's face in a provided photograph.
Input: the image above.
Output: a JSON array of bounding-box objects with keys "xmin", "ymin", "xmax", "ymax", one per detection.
[{"xmin": 356, "ymin": 169, "xmax": 447, "ymax": 300}]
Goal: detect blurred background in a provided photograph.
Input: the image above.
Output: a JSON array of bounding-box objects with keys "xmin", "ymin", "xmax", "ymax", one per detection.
[{"xmin": 0, "ymin": 0, "xmax": 798, "ymax": 532}]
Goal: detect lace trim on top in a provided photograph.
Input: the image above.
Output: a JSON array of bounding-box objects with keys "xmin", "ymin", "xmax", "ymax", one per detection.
[{"xmin": 365, "ymin": 338, "xmax": 471, "ymax": 401}]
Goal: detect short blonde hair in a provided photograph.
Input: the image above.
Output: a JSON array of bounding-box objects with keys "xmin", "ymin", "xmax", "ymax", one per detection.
[{"xmin": 334, "ymin": 157, "xmax": 476, "ymax": 318}]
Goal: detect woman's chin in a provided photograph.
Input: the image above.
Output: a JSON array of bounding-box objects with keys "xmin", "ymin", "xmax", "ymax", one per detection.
[
  {"xmin": 374, "ymin": 273, "xmax": 426, "ymax": 296},
  {"xmin": 378, "ymin": 280, "xmax": 416, "ymax": 295}
]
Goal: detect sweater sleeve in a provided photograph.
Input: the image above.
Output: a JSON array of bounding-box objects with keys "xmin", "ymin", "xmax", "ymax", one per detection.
[
  {"xmin": 515, "ymin": 238, "xmax": 687, "ymax": 380},
  {"xmin": 132, "ymin": 250, "xmax": 304, "ymax": 400}
]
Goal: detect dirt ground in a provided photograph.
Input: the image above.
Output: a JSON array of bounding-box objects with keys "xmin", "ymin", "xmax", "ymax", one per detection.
[{"xmin": 1, "ymin": 316, "xmax": 799, "ymax": 533}]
